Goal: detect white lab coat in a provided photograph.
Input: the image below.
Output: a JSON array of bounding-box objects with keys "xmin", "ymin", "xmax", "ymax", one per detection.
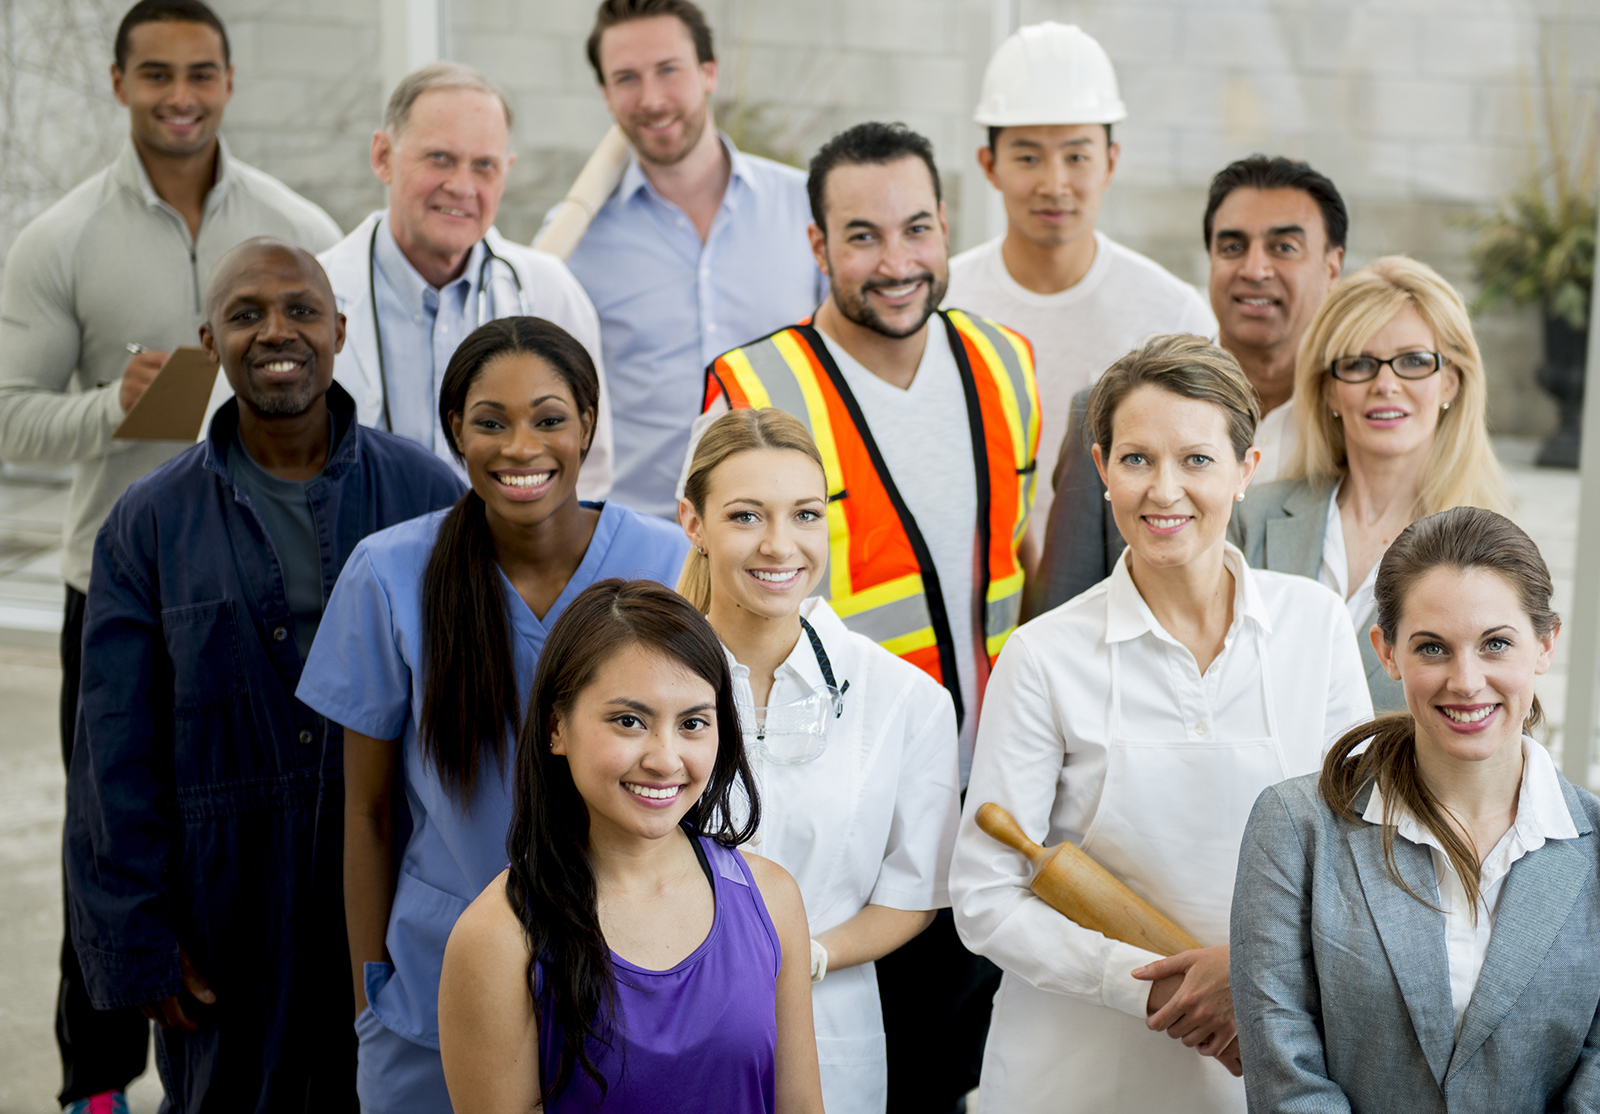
[
  {"xmin": 202, "ymin": 212, "xmax": 616, "ymax": 499},
  {"xmin": 949, "ymin": 547, "xmax": 1372, "ymax": 1114},
  {"xmin": 728, "ymin": 598, "xmax": 961, "ymax": 1114}
]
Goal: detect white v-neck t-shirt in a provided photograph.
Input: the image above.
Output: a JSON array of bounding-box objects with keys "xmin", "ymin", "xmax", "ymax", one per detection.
[
  {"xmin": 815, "ymin": 326, "xmax": 984, "ymax": 784},
  {"xmin": 945, "ymin": 232, "xmax": 1216, "ymax": 539}
]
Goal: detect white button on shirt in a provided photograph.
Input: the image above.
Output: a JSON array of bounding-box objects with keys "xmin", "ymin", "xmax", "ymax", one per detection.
[
  {"xmin": 1363, "ymin": 735, "xmax": 1579, "ymax": 1038},
  {"xmin": 724, "ymin": 598, "xmax": 961, "ymax": 1114}
]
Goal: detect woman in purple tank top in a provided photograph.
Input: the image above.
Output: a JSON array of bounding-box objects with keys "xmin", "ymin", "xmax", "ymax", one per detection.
[{"xmin": 437, "ymin": 578, "xmax": 825, "ymax": 1113}]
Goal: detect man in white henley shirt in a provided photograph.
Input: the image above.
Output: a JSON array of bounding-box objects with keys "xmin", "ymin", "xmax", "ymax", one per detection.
[{"xmin": 0, "ymin": 2, "xmax": 339, "ymax": 1106}]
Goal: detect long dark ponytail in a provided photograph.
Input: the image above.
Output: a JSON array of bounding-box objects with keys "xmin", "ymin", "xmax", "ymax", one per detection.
[
  {"xmin": 505, "ymin": 578, "xmax": 759, "ymax": 1102},
  {"xmin": 1319, "ymin": 506, "xmax": 1559, "ymax": 918},
  {"xmin": 419, "ymin": 317, "xmax": 600, "ymax": 804}
]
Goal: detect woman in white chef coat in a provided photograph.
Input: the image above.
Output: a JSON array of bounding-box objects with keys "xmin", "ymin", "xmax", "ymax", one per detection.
[
  {"xmin": 948, "ymin": 333, "xmax": 1373, "ymax": 1114},
  {"xmin": 679, "ymin": 407, "xmax": 962, "ymax": 1114}
]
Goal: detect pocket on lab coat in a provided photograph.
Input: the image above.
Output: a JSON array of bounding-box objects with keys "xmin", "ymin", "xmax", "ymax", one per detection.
[{"xmin": 817, "ymin": 1033, "xmax": 888, "ymax": 1114}]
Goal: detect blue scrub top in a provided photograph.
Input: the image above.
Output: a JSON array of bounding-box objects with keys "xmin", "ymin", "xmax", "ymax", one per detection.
[{"xmin": 298, "ymin": 500, "xmax": 689, "ymax": 1049}]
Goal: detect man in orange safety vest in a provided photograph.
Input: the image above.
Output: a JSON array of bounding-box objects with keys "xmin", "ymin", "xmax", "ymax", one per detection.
[{"xmin": 699, "ymin": 120, "xmax": 1039, "ymax": 1113}]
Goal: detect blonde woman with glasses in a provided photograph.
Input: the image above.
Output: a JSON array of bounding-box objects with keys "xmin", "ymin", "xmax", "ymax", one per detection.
[{"xmin": 1230, "ymin": 256, "xmax": 1509, "ymax": 711}]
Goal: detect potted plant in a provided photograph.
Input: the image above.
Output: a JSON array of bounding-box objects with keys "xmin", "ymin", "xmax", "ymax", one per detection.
[{"xmin": 1467, "ymin": 60, "xmax": 1598, "ymax": 468}]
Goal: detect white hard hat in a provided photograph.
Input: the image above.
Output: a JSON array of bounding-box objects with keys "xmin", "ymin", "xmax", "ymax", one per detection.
[{"xmin": 974, "ymin": 22, "xmax": 1127, "ymax": 127}]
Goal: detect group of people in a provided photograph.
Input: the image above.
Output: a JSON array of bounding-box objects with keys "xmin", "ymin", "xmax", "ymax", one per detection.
[{"xmin": 2, "ymin": 0, "xmax": 1596, "ymax": 1112}]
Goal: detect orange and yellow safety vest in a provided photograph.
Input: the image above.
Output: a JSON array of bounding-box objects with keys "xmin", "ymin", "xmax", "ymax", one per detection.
[{"xmin": 703, "ymin": 309, "xmax": 1039, "ymax": 726}]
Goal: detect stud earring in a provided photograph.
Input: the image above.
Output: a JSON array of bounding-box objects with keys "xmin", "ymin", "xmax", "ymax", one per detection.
[
  {"xmin": 1102, "ymin": 490, "xmax": 1111, "ymax": 502},
  {"xmin": 1442, "ymin": 401, "xmax": 1451, "ymax": 412},
  {"xmin": 1331, "ymin": 409, "xmax": 1340, "ymax": 418},
  {"xmin": 1234, "ymin": 492, "xmax": 1246, "ymax": 502},
  {"xmin": 696, "ymin": 545, "xmax": 707, "ymax": 556}
]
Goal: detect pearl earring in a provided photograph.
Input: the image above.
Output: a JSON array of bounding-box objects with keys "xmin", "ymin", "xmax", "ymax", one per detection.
[
  {"xmin": 1442, "ymin": 402, "xmax": 1451, "ymax": 412},
  {"xmin": 1234, "ymin": 492, "xmax": 1246, "ymax": 502},
  {"xmin": 1331, "ymin": 409, "xmax": 1340, "ymax": 418},
  {"xmin": 1103, "ymin": 490, "xmax": 1111, "ymax": 502}
]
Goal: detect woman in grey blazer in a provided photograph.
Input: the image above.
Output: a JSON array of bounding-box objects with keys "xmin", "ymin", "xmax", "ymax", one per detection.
[
  {"xmin": 1228, "ymin": 257, "xmax": 1509, "ymax": 713},
  {"xmin": 1231, "ymin": 507, "xmax": 1600, "ymax": 1113}
]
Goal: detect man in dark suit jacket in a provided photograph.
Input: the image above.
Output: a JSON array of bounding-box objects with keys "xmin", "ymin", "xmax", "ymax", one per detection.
[{"xmin": 1029, "ymin": 155, "xmax": 1346, "ymax": 616}]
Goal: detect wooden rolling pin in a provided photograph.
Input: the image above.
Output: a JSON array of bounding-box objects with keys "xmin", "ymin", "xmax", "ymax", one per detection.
[
  {"xmin": 976, "ymin": 802, "xmax": 1200, "ymax": 956},
  {"xmin": 531, "ymin": 124, "xmax": 633, "ymax": 261}
]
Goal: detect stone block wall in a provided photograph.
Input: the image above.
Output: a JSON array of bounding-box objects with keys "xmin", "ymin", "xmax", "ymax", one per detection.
[{"xmin": 4, "ymin": 0, "xmax": 1597, "ymax": 436}]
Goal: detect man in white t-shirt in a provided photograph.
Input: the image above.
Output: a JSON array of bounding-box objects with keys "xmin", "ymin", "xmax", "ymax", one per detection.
[
  {"xmin": 1031, "ymin": 155, "xmax": 1348, "ymax": 615},
  {"xmin": 946, "ymin": 22, "xmax": 1214, "ymax": 540}
]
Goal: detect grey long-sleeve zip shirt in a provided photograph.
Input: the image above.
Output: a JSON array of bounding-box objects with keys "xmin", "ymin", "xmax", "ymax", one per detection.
[{"xmin": 0, "ymin": 136, "xmax": 341, "ymax": 592}]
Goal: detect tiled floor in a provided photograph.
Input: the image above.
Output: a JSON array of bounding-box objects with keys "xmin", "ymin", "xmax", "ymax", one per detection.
[{"xmin": 0, "ymin": 441, "xmax": 1586, "ymax": 1110}]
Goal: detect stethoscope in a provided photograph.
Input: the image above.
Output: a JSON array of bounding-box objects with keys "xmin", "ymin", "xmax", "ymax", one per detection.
[{"xmin": 367, "ymin": 219, "xmax": 530, "ymax": 432}]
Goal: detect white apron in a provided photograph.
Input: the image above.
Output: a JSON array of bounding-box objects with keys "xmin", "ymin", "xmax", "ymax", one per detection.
[{"xmin": 978, "ymin": 623, "xmax": 1288, "ymax": 1113}]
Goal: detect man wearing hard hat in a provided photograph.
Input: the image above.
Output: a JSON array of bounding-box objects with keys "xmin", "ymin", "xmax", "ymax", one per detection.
[{"xmin": 947, "ymin": 22, "xmax": 1214, "ymax": 543}]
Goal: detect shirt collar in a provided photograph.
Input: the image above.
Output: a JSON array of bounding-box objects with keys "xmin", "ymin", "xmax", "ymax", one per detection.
[
  {"xmin": 373, "ymin": 214, "xmax": 487, "ymax": 315},
  {"xmin": 1104, "ymin": 542, "xmax": 1271, "ymax": 644},
  {"xmin": 1361, "ymin": 735, "xmax": 1581, "ymax": 849},
  {"xmin": 203, "ymin": 380, "xmax": 363, "ymax": 483},
  {"xmin": 114, "ymin": 134, "xmax": 234, "ymax": 211},
  {"xmin": 619, "ymin": 131, "xmax": 752, "ymax": 208},
  {"xmin": 722, "ymin": 596, "xmax": 835, "ymax": 694}
]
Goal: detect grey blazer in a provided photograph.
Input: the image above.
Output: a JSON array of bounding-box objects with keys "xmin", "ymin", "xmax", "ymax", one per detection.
[
  {"xmin": 1232, "ymin": 771, "xmax": 1600, "ymax": 1114},
  {"xmin": 1028, "ymin": 387, "xmax": 1123, "ymax": 619},
  {"xmin": 1228, "ymin": 477, "xmax": 1404, "ymax": 712}
]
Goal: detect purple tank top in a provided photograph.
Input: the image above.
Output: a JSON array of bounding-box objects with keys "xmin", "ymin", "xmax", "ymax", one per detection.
[{"xmin": 538, "ymin": 833, "xmax": 781, "ymax": 1113}]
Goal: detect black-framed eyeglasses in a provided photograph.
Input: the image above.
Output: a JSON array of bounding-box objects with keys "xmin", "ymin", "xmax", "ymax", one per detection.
[{"xmin": 1327, "ymin": 351, "xmax": 1446, "ymax": 382}]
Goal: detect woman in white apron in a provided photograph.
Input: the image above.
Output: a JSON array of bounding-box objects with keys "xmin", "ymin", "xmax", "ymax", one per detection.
[
  {"xmin": 948, "ymin": 334, "xmax": 1373, "ymax": 1114},
  {"xmin": 678, "ymin": 408, "xmax": 963, "ymax": 1114}
]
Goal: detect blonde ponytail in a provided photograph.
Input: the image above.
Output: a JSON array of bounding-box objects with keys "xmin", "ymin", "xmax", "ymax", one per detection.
[{"xmin": 677, "ymin": 547, "xmax": 713, "ymax": 614}]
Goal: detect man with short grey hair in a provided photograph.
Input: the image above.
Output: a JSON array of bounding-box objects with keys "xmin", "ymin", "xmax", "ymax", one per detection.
[{"xmin": 307, "ymin": 62, "xmax": 614, "ymax": 493}]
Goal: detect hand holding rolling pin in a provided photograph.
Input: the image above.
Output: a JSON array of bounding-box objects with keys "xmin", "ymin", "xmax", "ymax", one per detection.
[{"xmin": 976, "ymin": 803, "xmax": 1242, "ymax": 1076}]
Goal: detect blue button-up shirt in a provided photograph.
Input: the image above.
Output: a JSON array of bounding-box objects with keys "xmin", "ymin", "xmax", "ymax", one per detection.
[
  {"xmin": 371, "ymin": 215, "xmax": 487, "ymax": 455},
  {"xmin": 565, "ymin": 135, "xmax": 827, "ymax": 518}
]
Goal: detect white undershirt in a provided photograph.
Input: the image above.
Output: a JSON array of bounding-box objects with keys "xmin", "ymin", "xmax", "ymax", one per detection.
[
  {"xmin": 944, "ymin": 231, "xmax": 1216, "ymax": 541},
  {"xmin": 1318, "ymin": 481, "xmax": 1379, "ymax": 632},
  {"xmin": 815, "ymin": 326, "xmax": 984, "ymax": 785},
  {"xmin": 1251, "ymin": 402, "xmax": 1300, "ymax": 485},
  {"xmin": 1362, "ymin": 736, "xmax": 1578, "ymax": 1038}
]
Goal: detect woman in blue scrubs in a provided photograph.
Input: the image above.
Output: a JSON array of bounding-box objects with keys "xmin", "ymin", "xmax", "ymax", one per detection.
[{"xmin": 298, "ymin": 317, "xmax": 688, "ymax": 1111}]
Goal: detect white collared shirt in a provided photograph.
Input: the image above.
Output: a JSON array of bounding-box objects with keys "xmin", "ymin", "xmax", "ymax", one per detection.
[
  {"xmin": 1319, "ymin": 480, "xmax": 1379, "ymax": 630},
  {"xmin": 950, "ymin": 545, "xmax": 1372, "ymax": 1017},
  {"xmin": 1363, "ymin": 736, "xmax": 1579, "ymax": 1038}
]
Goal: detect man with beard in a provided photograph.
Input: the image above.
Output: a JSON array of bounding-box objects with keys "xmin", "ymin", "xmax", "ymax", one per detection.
[
  {"xmin": 700, "ymin": 122, "xmax": 1039, "ymax": 1114},
  {"xmin": 65, "ymin": 239, "xmax": 461, "ymax": 1111},
  {"xmin": 0, "ymin": 4, "xmax": 341, "ymax": 1108},
  {"xmin": 562, "ymin": 0, "xmax": 826, "ymax": 517}
]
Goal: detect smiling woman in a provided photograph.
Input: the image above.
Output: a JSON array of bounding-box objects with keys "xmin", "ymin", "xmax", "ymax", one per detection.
[
  {"xmin": 1231, "ymin": 507, "xmax": 1600, "ymax": 1113},
  {"xmin": 676, "ymin": 409, "xmax": 962, "ymax": 1114},
  {"xmin": 435, "ymin": 578, "xmax": 825, "ymax": 1114},
  {"xmin": 947, "ymin": 333, "xmax": 1371, "ymax": 1114},
  {"xmin": 1230, "ymin": 256, "xmax": 1511, "ymax": 711},
  {"xmin": 294, "ymin": 317, "xmax": 688, "ymax": 1111}
]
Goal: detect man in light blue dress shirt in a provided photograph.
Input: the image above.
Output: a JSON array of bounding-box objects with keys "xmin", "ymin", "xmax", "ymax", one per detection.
[{"xmin": 562, "ymin": 0, "xmax": 826, "ymax": 517}]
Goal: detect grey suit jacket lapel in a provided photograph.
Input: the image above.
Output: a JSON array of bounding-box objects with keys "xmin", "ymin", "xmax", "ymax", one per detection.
[
  {"xmin": 1348, "ymin": 820, "xmax": 1457, "ymax": 1085},
  {"xmin": 1446, "ymin": 784, "xmax": 1596, "ymax": 1080},
  {"xmin": 1263, "ymin": 480, "xmax": 1334, "ymax": 579}
]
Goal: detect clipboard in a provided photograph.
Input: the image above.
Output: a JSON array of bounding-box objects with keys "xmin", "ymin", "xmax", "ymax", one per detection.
[{"xmin": 113, "ymin": 347, "xmax": 223, "ymax": 441}]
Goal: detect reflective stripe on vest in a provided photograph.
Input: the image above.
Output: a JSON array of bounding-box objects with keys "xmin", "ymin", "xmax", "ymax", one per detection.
[{"xmin": 706, "ymin": 310, "xmax": 1039, "ymax": 715}]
